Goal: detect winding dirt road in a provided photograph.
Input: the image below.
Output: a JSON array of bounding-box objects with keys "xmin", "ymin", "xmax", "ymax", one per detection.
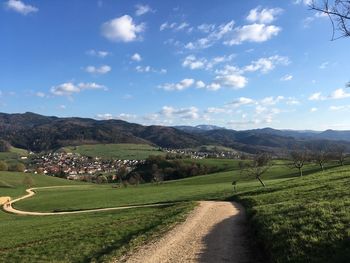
[
  {"xmin": 121, "ymin": 201, "xmax": 253, "ymax": 263},
  {"xmin": 1, "ymin": 186, "xmax": 174, "ymax": 216}
]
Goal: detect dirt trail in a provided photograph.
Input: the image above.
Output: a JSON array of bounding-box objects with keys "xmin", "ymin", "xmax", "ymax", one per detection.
[
  {"xmin": 2, "ymin": 186, "xmax": 174, "ymax": 216},
  {"xmin": 122, "ymin": 201, "xmax": 253, "ymax": 263}
]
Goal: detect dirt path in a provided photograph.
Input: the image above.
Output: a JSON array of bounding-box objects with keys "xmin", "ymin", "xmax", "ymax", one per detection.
[
  {"xmin": 121, "ymin": 201, "xmax": 253, "ymax": 263},
  {"xmin": 2, "ymin": 186, "xmax": 174, "ymax": 216}
]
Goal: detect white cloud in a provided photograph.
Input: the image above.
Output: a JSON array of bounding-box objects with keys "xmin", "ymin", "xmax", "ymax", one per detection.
[
  {"xmin": 135, "ymin": 4, "xmax": 154, "ymax": 16},
  {"xmin": 182, "ymin": 54, "xmax": 235, "ymax": 70},
  {"xmin": 51, "ymin": 82, "xmax": 107, "ymax": 96},
  {"xmin": 246, "ymin": 7, "xmax": 283, "ymax": 24},
  {"xmin": 294, "ymin": 0, "xmax": 312, "ymax": 5},
  {"xmin": 85, "ymin": 65, "xmax": 111, "ymax": 74},
  {"xmin": 310, "ymin": 107, "xmax": 318, "ymax": 112},
  {"xmin": 280, "ymin": 74, "xmax": 293, "ymax": 81},
  {"xmin": 159, "ymin": 78, "xmax": 195, "ymax": 91},
  {"xmin": 228, "ymin": 97, "xmax": 255, "ymax": 107},
  {"xmin": 329, "ymin": 105, "xmax": 350, "ymax": 111},
  {"xmin": 159, "ymin": 106, "xmax": 199, "ymax": 119},
  {"xmin": 214, "ymin": 65, "xmax": 247, "ymax": 89},
  {"xmin": 185, "ymin": 21, "xmax": 235, "ymax": 49},
  {"xmin": 160, "ymin": 22, "xmax": 190, "ymax": 32},
  {"xmin": 135, "ymin": 65, "xmax": 166, "ymax": 74},
  {"xmin": 87, "ymin": 49, "xmax": 110, "ymax": 58},
  {"xmin": 244, "ymin": 55, "xmax": 290, "ymax": 73},
  {"xmin": 58, "ymin": 105, "xmax": 66, "ymax": 110},
  {"xmin": 35, "ymin": 92, "xmax": 46, "ymax": 98},
  {"xmin": 196, "ymin": 80, "xmax": 206, "ymax": 88},
  {"xmin": 182, "ymin": 55, "xmax": 206, "ymax": 70},
  {"xmin": 197, "ymin": 23, "xmax": 216, "ymax": 33},
  {"xmin": 206, "ymin": 82, "xmax": 222, "ymax": 91},
  {"xmin": 96, "ymin": 113, "xmax": 113, "ymax": 120},
  {"xmin": 131, "ymin": 53, "xmax": 142, "ymax": 61},
  {"xmin": 308, "ymin": 92, "xmax": 325, "ymax": 101},
  {"xmin": 260, "ymin": 96, "xmax": 284, "ymax": 106},
  {"xmin": 330, "ymin": 88, "xmax": 350, "ymax": 99},
  {"xmin": 319, "ymin": 61, "xmax": 329, "ymax": 69},
  {"xmin": 205, "ymin": 107, "xmax": 227, "ymax": 114},
  {"xmin": 225, "ymin": 23, "xmax": 281, "ymax": 45},
  {"xmin": 101, "ymin": 15, "xmax": 145, "ymax": 42},
  {"xmin": 5, "ymin": 0, "xmax": 38, "ymax": 15},
  {"xmin": 117, "ymin": 113, "xmax": 137, "ymax": 121}
]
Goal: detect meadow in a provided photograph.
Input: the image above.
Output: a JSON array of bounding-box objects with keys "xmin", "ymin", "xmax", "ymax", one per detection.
[
  {"xmin": 61, "ymin": 143, "xmax": 165, "ymax": 160},
  {"xmin": 1, "ymin": 158, "xmax": 349, "ymax": 262}
]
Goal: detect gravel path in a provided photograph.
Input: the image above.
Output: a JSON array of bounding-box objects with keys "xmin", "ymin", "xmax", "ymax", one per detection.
[
  {"xmin": 122, "ymin": 201, "xmax": 252, "ymax": 263},
  {"xmin": 2, "ymin": 186, "xmax": 175, "ymax": 216}
]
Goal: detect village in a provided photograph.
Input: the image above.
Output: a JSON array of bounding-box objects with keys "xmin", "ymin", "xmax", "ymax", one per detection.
[{"xmin": 27, "ymin": 152, "xmax": 144, "ymax": 181}]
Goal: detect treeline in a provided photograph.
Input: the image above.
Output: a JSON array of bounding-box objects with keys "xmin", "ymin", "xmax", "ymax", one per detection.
[
  {"xmin": 122, "ymin": 155, "xmax": 222, "ymax": 184},
  {"xmin": 0, "ymin": 161, "xmax": 25, "ymax": 172}
]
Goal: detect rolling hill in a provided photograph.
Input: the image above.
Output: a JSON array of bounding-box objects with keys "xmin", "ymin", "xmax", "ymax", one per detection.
[{"xmin": 1, "ymin": 112, "xmax": 350, "ymax": 154}]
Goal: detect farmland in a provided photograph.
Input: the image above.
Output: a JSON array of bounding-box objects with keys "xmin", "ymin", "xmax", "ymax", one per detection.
[
  {"xmin": 61, "ymin": 143, "xmax": 165, "ymax": 160},
  {"xmin": 1, "ymin": 158, "xmax": 349, "ymax": 262}
]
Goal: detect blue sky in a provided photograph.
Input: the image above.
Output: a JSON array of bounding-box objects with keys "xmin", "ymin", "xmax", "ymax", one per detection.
[{"xmin": 1, "ymin": 0, "xmax": 349, "ymax": 130}]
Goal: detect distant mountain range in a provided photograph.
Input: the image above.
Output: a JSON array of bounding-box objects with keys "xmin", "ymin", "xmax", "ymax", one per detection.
[{"xmin": 1, "ymin": 112, "xmax": 350, "ymax": 154}]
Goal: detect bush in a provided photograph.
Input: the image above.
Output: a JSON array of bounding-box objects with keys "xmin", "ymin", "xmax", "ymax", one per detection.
[
  {"xmin": 0, "ymin": 140, "xmax": 11, "ymax": 152},
  {"xmin": 0, "ymin": 161, "xmax": 8, "ymax": 171},
  {"xmin": 8, "ymin": 163, "xmax": 26, "ymax": 172}
]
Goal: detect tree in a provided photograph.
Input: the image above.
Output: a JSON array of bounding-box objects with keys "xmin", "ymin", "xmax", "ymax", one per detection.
[
  {"xmin": 0, "ymin": 161, "xmax": 8, "ymax": 171},
  {"xmin": 240, "ymin": 153, "xmax": 272, "ymax": 187},
  {"xmin": 312, "ymin": 150, "xmax": 329, "ymax": 171},
  {"xmin": 331, "ymin": 144, "xmax": 346, "ymax": 165},
  {"xmin": 0, "ymin": 140, "xmax": 11, "ymax": 152},
  {"xmin": 290, "ymin": 150, "xmax": 309, "ymax": 176},
  {"xmin": 310, "ymin": 0, "xmax": 350, "ymax": 39}
]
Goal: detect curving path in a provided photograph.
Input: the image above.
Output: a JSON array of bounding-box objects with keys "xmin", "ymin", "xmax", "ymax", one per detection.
[
  {"xmin": 121, "ymin": 201, "xmax": 253, "ymax": 263},
  {"xmin": 1, "ymin": 186, "xmax": 174, "ymax": 216}
]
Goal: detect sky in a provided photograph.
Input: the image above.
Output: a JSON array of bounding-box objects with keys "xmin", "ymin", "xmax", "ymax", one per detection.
[{"xmin": 1, "ymin": 0, "xmax": 350, "ymax": 130}]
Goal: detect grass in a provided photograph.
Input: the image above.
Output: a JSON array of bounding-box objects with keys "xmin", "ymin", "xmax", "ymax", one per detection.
[
  {"xmin": 233, "ymin": 166, "xmax": 350, "ymax": 263},
  {"xmin": 61, "ymin": 143, "xmax": 165, "ymax": 160},
  {"xmin": 1, "ymin": 159, "xmax": 349, "ymax": 262},
  {"xmin": 0, "ymin": 202, "xmax": 194, "ymax": 262}
]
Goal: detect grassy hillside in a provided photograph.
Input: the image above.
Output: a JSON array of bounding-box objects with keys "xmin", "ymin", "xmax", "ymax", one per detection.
[
  {"xmin": 0, "ymin": 171, "xmax": 193, "ymax": 262},
  {"xmin": 1, "ymin": 159, "xmax": 349, "ymax": 262},
  {"xmin": 234, "ymin": 166, "xmax": 350, "ymax": 263},
  {"xmin": 14, "ymin": 161, "xmax": 317, "ymax": 212},
  {"xmin": 62, "ymin": 143, "xmax": 165, "ymax": 160}
]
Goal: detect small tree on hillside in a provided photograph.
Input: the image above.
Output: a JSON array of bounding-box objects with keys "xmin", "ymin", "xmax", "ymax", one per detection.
[
  {"xmin": 331, "ymin": 145, "xmax": 347, "ymax": 165},
  {"xmin": 290, "ymin": 150, "xmax": 309, "ymax": 177},
  {"xmin": 0, "ymin": 161, "xmax": 8, "ymax": 171},
  {"xmin": 0, "ymin": 140, "xmax": 11, "ymax": 152},
  {"xmin": 240, "ymin": 153, "xmax": 272, "ymax": 187},
  {"xmin": 312, "ymin": 150, "xmax": 329, "ymax": 171}
]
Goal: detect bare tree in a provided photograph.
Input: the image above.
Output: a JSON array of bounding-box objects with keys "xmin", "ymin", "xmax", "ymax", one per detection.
[
  {"xmin": 240, "ymin": 153, "xmax": 272, "ymax": 187},
  {"xmin": 310, "ymin": 0, "xmax": 350, "ymax": 39},
  {"xmin": 312, "ymin": 150, "xmax": 329, "ymax": 171},
  {"xmin": 290, "ymin": 150, "xmax": 309, "ymax": 176},
  {"xmin": 331, "ymin": 144, "xmax": 346, "ymax": 165}
]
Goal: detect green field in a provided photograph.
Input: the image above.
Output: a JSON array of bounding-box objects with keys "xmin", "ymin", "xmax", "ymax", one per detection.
[
  {"xmin": 61, "ymin": 143, "xmax": 165, "ymax": 160},
  {"xmin": 0, "ymin": 146, "xmax": 27, "ymax": 167},
  {"xmin": 1, "ymin": 159, "xmax": 349, "ymax": 262}
]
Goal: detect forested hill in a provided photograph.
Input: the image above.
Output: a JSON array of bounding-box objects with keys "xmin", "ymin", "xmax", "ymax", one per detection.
[{"xmin": 1, "ymin": 112, "xmax": 350, "ymax": 153}]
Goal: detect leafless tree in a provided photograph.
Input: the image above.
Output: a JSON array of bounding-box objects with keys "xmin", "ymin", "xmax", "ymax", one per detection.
[
  {"xmin": 312, "ymin": 150, "xmax": 329, "ymax": 171},
  {"xmin": 290, "ymin": 150, "xmax": 309, "ymax": 176},
  {"xmin": 310, "ymin": 0, "xmax": 350, "ymax": 39},
  {"xmin": 240, "ymin": 153, "xmax": 272, "ymax": 187},
  {"xmin": 331, "ymin": 144, "xmax": 347, "ymax": 165}
]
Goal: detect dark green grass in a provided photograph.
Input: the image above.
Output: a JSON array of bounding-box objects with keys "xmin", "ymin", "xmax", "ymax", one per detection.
[
  {"xmin": 0, "ymin": 202, "xmax": 194, "ymax": 263},
  {"xmin": 233, "ymin": 166, "xmax": 350, "ymax": 263},
  {"xmin": 62, "ymin": 143, "xmax": 165, "ymax": 160}
]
